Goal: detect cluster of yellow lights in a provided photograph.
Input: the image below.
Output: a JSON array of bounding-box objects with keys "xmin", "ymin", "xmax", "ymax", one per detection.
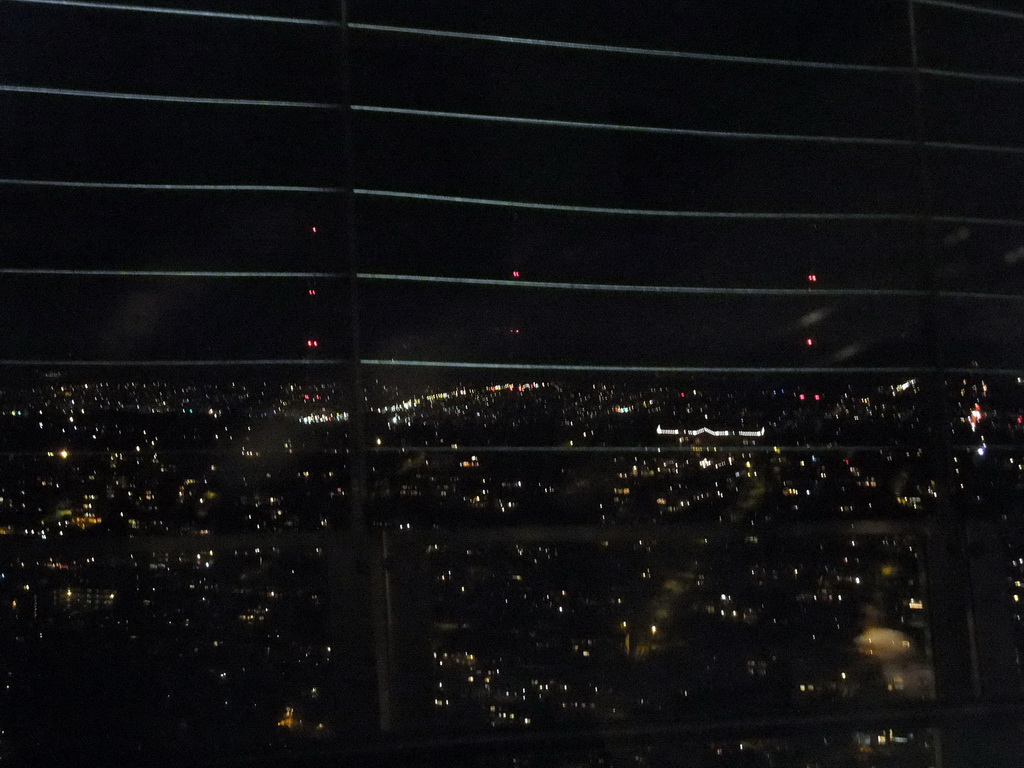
[{"xmin": 277, "ymin": 707, "xmax": 298, "ymax": 729}]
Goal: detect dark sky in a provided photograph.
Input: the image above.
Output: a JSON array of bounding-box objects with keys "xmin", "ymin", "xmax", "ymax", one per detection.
[{"xmin": 2, "ymin": 0, "xmax": 1024, "ymax": 370}]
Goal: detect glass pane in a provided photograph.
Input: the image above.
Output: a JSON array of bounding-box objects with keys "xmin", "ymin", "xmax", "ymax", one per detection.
[
  {"xmin": 348, "ymin": 0, "xmax": 911, "ymax": 67},
  {"xmin": 366, "ymin": 373, "xmax": 932, "ymax": 527},
  {"xmin": 943, "ymin": 373, "xmax": 1024, "ymax": 696},
  {"xmin": 0, "ymin": 188, "xmax": 337, "ymax": 273},
  {"xmin": 939, "ymin": 297, "xmax": 1024, "ymax": 371},
  {"xmin": 370, "ymin": 449, "xmax": 931, "ymax": 528},
  {"xmin": 351, "ymin": 35, "xmax": 915, "ymax": 138},
  {"xmin": 0, "ymin": 371, "xmax": 351, "ymax": 535},
  {"xmin": 367, "ymin": 375, "xmax": 927, "ymax": 448},
  {"xmin": 361, "ymin": 285, "xmax": 926, "ymax": 368},
  {"xmin": 398, "ymin": 530, "xmax": 933, "ymax": 730},
  {"xmin": 916, "ymin": 3, "xmax": 1024, "ymax": 78},
  {"xmin": 931, "ymin": 221, "xmax": 1024, "ymax": 297},
  {"xmin": 0, "ymin": 545, "xmax": 343, "ymax": 763},
  {"xmin": 0, "ymin": 3, "xmax": 339, "ymax": 100},
  {"xmin": 0, "ymin": 277, "xmax": 349, "ymax": 361},
  {"xmin": 928, "ymin": 151, "xmax": 1024, "ymax": 223},
  {"xmin": 3, "ymin": 94, "xmax": 340, "ymax": 186},
  {"xmin": 920, "ymin": 76, "xmax": 1024, "ymax": 146},
  {"xmin": 353, "ymin": 115, "xmax": 917, "ymax": 212},
  {"xmin": 355, "ymin": 198, "xmax": 923, "ymax": 290}
]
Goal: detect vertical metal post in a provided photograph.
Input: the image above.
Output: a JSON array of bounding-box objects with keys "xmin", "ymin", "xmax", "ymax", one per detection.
[
  {"xmin": 906, "ymin": 1, "xmax": 1024, "ymax": 764},
  {"xmin": 904, "ymin": 0, "xmax": 979, "ymax": 708},
  {"xmin": 329, "ymin": 0, "xmax": 396, "ymax": 735},
  {"xmin": 337, "ymin": 2, "xmax": 365, "ymax": 533}
]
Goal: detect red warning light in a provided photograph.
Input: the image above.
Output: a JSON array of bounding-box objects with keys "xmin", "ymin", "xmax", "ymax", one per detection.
[
  {"xmin": 814, "ymin": 394, "xmax": 821, "ymax": 401},
  {"xmin": 311, "ymin": 226, "xmax": 317, "ymax": 234},
  {"xmin": 306, "ymin": 339, "xmax": 319, "ymax": 348},
  {"xmin": 679, "ymin": 392, "xmax": 686, "ymax": 398},
  {"xmin": 805, "ymin": 338, "xmax": 814, "ymax": 346},
  {"xmin": 512, "ymin": 271, "xmax": 521, "ymax": 278},
  {"xmin": 808, "ymin": 274, "xmax": 817, "ymax": 282},
  {"xmin": 799, "ymin": 394, "xmax": 806, "ymax": 401},
  {"xmin": 308, "ymin": 289, "xmax": 316, "ymax": 296},
  {"xmin": 510, "ymin": 328, "xmax": 520, "ymax": 334}
]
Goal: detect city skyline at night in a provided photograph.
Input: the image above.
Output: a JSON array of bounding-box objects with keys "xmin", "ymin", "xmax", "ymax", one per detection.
[{"xmin": 4, "ymin": 0, "xmax": 1024, "ymax": 765}]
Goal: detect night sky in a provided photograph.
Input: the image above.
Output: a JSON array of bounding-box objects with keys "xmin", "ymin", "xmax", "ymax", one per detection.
[{"xmin": 2, "ymin": 0, "xmax": 1024, "ymax": 371}]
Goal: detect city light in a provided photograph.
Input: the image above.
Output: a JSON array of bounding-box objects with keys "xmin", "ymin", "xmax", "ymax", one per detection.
[
  {"xmin": 0, "ymin": 377, "xmax": 984, "ymax": 756},
  {"xmin": 4, "ymin": 1, "xmax": 1008, "ymax": 761},
  {"xmin": 656, "ymin": 426, "xmax": 765, "ymax": 437}
]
